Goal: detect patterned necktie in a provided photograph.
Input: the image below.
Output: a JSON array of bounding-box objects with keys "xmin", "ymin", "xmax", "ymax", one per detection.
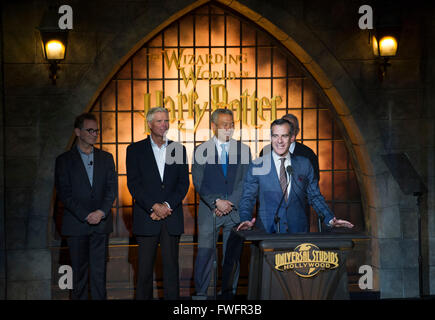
[
  {"xmin": 279, "ymin": 157, "xmax": 288, "ymax": 202},
  {"xmin": 221, "ymin": 144, "xmax": 228, "ymax": 177}
]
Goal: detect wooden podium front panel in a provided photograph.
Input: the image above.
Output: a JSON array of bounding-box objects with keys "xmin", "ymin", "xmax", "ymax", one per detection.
[
  {"xmin": 260, "ymin": 248, "xmax": 350, "ymax": 299},
  {"xmin": 241, "ymin": 232, "xmax": 361, "ymax": 300}
]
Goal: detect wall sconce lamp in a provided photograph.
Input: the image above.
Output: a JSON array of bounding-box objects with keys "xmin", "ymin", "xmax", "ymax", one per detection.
[
  {"xmin": 372, "ymin": 30, "xmax": 399, "ymax": 81},
  {"xmin": 371, "ymin": 0, "xmax": 401, "ymax": 82},
  {"xmin": 38, "ymin": 6, "xmax": 69, "ymax": 85},
  {"xmin": 39, "ymin": 29, "xmax": 68, "ymax": 85}
]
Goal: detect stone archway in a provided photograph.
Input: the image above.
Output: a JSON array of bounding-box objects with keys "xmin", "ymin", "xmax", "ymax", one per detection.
[{"xmin": 43, "ymin": 0, "xmax": 395, "ymax": 296}]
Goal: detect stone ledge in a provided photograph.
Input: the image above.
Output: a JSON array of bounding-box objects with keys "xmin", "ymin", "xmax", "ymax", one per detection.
[
  {"xmin": 7, "ymin": 280, "xmax": 51, "ymax": 300},
  {"xmin": 7, "ymin": 249, "xmax": 51, "ymax": 282}
]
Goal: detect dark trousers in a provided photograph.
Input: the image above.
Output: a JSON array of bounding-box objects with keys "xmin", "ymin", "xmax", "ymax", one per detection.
[
  {"xmin": 135, "ymin": 222, "xmax": 180, "ymax": 300},
  {"xmin": 67, "ymin": 232, "xmax": 108, "ymax": 300},
  {"xmin": 220, "ymin": 228, "xmax": 245, "ymax": 299}
]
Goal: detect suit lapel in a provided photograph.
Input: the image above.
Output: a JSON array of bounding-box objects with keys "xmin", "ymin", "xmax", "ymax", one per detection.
[
  {"xmin": 227, "ymin": 139, "xmax": 238, "ymax": 178},
  {"xmin": 269, "ymin": 153, "xmax": 283, "ymax": 194},
  {"xmin": 162, "ymin": 140, "xmax": 175, "ymax": 185},
  {"xmin": 204, "ymin": 139, "xmax": 217, "ymax": 164},
  {"xmin": 207, "ymin": 139, "xmax": 226, "ymax": 178},
  {"xmin": 286, "ymin": 155, "xmax": 301, "ymax": 207},
  {"xmin": 72, "ymin": 146, "xmax": 92, "ymax": 190},
  {"xmin": 92, "ymin": 148, "xmax": 102, "ymax": 191}
]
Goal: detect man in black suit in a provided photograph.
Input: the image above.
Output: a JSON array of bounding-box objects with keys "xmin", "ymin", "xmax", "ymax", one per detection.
[
  {"xmin": 126, "ymin": 107, "xmax": 189, "ymax": 300},
  {"xmin": 55, "ymin": 113, "xmax": 117, "ymax": 300}
]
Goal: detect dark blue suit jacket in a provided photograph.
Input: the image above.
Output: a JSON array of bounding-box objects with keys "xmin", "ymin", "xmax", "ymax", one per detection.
[
  {"xmin": 55, "ymin": 146, "xmax": 117, "ymax": 236},
  {"xmin": 126, "ymin": 137, "xmax": 189, "ymax": 236},
  {"xmin": 238, "ymin": 153, "xmax": 334, "ymax": 233}
]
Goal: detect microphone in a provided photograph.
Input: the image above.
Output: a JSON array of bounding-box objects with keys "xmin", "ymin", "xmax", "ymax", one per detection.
[
  {"xmin": 273, "ymin": 165, "xmax": 292, "ymax": 233},
  {"xmin": 89, "ymin": 161, "xmax": 93, "ymax": 166}
]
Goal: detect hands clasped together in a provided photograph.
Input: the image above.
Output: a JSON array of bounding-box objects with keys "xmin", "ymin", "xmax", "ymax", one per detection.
[
  {"xmin": 85, "ymin": 209, "xmax": 105, "ymax": 225},
  {"xmin": 214, "ymin": 199, "xmax": 234, "ymax": 217},
  {"xmin": 150, "ymin": 203, "xmax": 173, "ymax": 221}
]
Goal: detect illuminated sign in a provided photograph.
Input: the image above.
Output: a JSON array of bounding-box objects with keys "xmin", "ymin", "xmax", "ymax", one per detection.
[
  {"xmin": 142, "ymin": 49, "xmax": 283, "ymax": 132},
  {"xmin": 274, "ymin": 243, "xmax": 339, "ymax": 278}
]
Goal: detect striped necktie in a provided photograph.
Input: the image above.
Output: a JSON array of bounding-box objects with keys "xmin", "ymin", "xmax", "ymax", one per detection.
[{"xmin": 279, "ymin": 157, "xmax": 288, "ymax": 202}]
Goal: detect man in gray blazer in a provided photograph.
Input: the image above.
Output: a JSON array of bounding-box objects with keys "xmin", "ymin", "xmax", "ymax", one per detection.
[
  {"xmin": 192, "ymin": 108, "xmax": 251, "ymax": 299},
  {"xmin": 55, "ymin": 113, "xmax": 117, "ymax": 299}
]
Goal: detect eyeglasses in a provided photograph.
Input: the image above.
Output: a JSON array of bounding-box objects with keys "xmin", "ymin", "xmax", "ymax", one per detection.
[{"xmin": 82, "ymin": 128, "xmax": 100, "ymax": 135}]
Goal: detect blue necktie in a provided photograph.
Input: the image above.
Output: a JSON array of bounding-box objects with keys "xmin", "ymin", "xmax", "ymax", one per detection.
[{"xmin": 221, "ymin": 144, "xmax": 228, "ymax": 177}]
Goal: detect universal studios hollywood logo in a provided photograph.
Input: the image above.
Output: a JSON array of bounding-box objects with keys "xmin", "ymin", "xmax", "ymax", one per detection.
[{"xmin": 274, "ymin": 243, "xmax": 339, "ymax": 278}]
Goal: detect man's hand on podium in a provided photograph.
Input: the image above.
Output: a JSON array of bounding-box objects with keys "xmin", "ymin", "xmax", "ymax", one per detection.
[
  {"xmin": 236, "ymin": 218, "xmax": 256, "ymax": 231},
  {"xmin": 329, "ymin": 217, "xmax": 354, "ymax": 228}
]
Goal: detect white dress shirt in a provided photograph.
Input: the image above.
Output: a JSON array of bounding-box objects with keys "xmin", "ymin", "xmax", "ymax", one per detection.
[
  {"xmin": 213, "ymin": 136, "xmax": 229, "ymax": 160},
  {"xmin": 289, "ymin": 141, "xmax": 296, "ymax": 155},
  {"xmin": 150, "ymin": 136, "xmax": 168, "ymax": 181}
]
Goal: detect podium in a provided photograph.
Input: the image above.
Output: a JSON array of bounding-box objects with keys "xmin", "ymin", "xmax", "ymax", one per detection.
[{"xmin": 235, "ymin": 230, "xmax": 366, "ymax": 300}]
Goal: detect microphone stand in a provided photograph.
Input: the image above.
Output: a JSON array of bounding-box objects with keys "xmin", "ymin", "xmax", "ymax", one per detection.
[
  {"xmin": 273, "ymin": 186, "xmax": 287, "ymax": 233},
  {"xmin": 212, "ymin": 210, "xmax": 217, "ymax": 300},
  {"xmin": 317, "ymin": 215, "xmax": 324, "ymax": 233}
]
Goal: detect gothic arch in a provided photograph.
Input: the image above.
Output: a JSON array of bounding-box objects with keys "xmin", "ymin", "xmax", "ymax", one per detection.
[{"xmin": 45, "ymin": 0, "xmax": 392, "ymax": 293}]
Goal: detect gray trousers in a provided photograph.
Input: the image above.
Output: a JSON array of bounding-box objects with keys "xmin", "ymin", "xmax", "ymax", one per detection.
[{"xmin": 194, "ymin": 212, "xmax": 240, "ymax": 296}]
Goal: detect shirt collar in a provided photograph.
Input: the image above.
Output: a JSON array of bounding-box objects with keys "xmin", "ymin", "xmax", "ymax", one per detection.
[
  {"xmin": 272, "ymin": 149, "xmax": 291, "ymax": 163},
  {"xmin": 77, "ymin": 144, "xmax": 94, "ymax": 155},
  {"xmin": 213, "ymin": 136, "xmax": 230, "ymax": 148},
  {"xmin": 290, "ymin": 141, "xmax": 296, "ymax": 154},
  {"xmin": 150, "ymin": 135, "xmax": 168, "ymax": 149}
]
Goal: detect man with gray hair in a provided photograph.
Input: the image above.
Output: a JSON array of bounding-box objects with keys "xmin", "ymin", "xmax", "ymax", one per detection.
[
  {"xmin": 126, "ymin": 107, "xmax": 189, "ymax": 300},
  {"xmin": 192, "ymin": 108, "xmax": 251, "ymax": 299},
  {"xmin": 260, "ymin": 113, "xmax": 320, "ymax": 231},
  {"xmin": 261, "ymin": 113, "xmax": 319, "ymax": 181}
]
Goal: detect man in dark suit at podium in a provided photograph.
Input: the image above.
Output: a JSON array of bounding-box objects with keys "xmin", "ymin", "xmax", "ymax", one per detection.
[
  {"xmin": 260, "ymin": 113, "xmax": 320, "ymax": 181},
  {"xmin": 126, "ymin": 107, "xmax": 189, "ymax": 300},
  {"xmin": 260, "ymin": 113, "xmax": 320, "ymax": 231},
  {"xmin": 220, "ymin": 118, "xmax": 353, "ymax": 299},
  {"xmin": 238, "ymin": 118, "xmax": 353, "ymax": 232},
  {"xmin": 260, "ymin": 113, "xmax": 319, "ymax": 182},
  {"xmin": 55, "ymin": 113, "xmax": 117, "ymax": 300}
]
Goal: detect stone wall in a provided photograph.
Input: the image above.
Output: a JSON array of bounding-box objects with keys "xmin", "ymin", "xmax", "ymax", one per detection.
[
  {"xmin": 1, "ymin": 6, "xmax": 6, "ymax": 299},
  {"xmin": 421, "ymin": 7, "xmax": 435, "ymax": 296},
  {"xmin": 301, "ymin": 1, "xmax": 435, "ymax": 296},
  {"xmin": 0, "ymin": 0, "xmax": 434, "ymax": 299}
]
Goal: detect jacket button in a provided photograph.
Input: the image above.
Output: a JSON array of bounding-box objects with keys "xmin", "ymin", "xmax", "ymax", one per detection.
[{"xmin": 161, "ymin": 184, "xmax": 165, "ymax": 189}]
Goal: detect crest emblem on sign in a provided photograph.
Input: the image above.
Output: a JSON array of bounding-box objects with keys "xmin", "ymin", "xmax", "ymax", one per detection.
[{"xmin": 274, "ymin": 243, "xmax": 339, "ymax": 277}]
